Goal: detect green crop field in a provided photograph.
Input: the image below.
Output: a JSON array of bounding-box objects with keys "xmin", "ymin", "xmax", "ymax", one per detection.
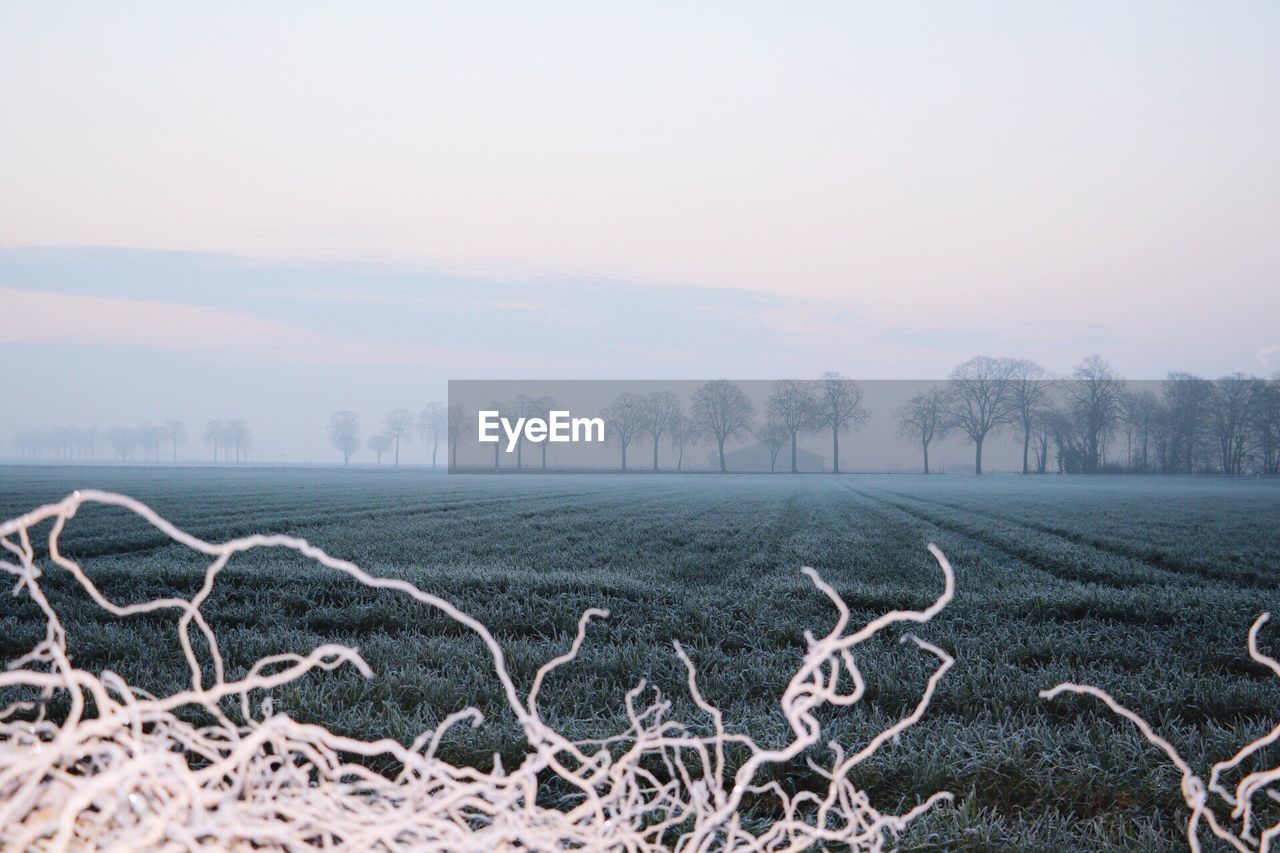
[{"xmin": 2, "ymin": 466, "xmax": 1278, "ymax": 850}]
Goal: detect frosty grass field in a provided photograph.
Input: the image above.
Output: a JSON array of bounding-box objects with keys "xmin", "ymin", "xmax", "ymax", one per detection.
[{"xmin": 2, "ymin": 466, "xmax": 1278, "ymax": 850}]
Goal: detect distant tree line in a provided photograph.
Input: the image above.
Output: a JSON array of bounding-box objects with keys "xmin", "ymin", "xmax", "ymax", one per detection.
[
  {"xmin": 327, "ymin": 404, "xmax": 448, "ymax": 467},
  {"xmin": 452, "ymin": 361, "xmax": 1280, "ymax": 476},
  {"xmin": 12, "ymin": 418, "xmax": 254, "ymax": 463},
  {"xmin": 895, "ymin": 356, "xmax": 1280, "ymax": 476},
  {"xmin": 202, "ymin": 419, "xmax": 253, "ymax": 463},
  {"xmin": 470, "ymin": 374, "xmax": 871, "ymax": 473},
  {"xmin": 470, "ymin": 389, "xmax": 703, "ymax": 472},
  {"xmin": 29, "ymin": 358, "xmax": 1272, "ymax": 476}
]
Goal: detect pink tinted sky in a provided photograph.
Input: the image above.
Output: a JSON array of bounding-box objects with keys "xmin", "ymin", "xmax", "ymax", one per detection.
[{"xmin": 1, "ymin": 2, "xmax": 1278, "ymax": 379}]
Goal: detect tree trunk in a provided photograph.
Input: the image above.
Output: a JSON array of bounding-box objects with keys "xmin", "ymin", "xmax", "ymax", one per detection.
[
  {"xmin": 1022, "ymin": 427, "xmax": 1030, "ymax": 475},
  {"xmin": 677, "ymin": 445, "xmax": 684, "ymax": 471},
  {"xmin": 432, "ymin": 437, "xmax": 438, "ymax": 468},
  {"xmin": 923, "ymin": 439, "xmax": 930, "ymax": 475},
  {"xmin": 653, "ymin": 436, "xmax": 660, "ymax": 472},
  {"xmin": 541, "ymin": 442, "xmax": 547, "ymax": 469},
  {"xmin": 451, "ymin": 437, "xmax": 458, "ymax": 468},
  {"xmin": 621, "ymin": 442, "xmax": 628, "ymax": 472},
  {"xmin": 516, "ymin": 440, "xmax": 522, "ymax": 470},
  {"xmin": 717, "ymin": 438, "xmax": 726, "ymax": 472},
  {"xmin": 344, "ymin": 449, "xmax": 350, "ymax": 465},
  {"xmin": 395, "ymin": 436, "xmax": 400, "ymax": 467},
  {"xmin": 790, "ymin": 432, "xmax": 798, "ymax": 473},
  {"xmin": 831, "ymin": 428, "xmax": 840, "ymax": 474},
  {"xmin": 974, "ymin": 435, "xmax": 984, "ymax": 476},
  {"xmin": 493, "ymin": 443, "xmax": 499, "ymax": 469}
]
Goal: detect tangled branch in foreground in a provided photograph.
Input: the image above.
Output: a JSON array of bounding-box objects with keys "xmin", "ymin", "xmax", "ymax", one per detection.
[
  {"xmin": 1, "ymin": 490, "xmax": 955, "ymax": 850},
  {"xmin": 1043, "ymin": 615, "xmax": 1280, "ymax": 853}
]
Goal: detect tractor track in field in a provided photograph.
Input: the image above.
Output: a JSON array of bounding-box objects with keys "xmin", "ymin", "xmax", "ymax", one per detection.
[
  {"xmin": 871, "ymin": 486, "xmax": 1276, "ymax": 584},
  {"xmin": 40, "ymin": 483, "xmax": 672, "ymax": 561},
  {"xmin": 834, "ymin": 483, "xmax": 1116, "ymax": 589},
  {"xmin": 841, "ymin": 482, "xmax": 1278, "ymax": 590}
]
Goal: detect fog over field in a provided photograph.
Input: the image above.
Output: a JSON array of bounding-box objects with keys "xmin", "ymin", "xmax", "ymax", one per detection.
[
  {"xmin": 2, "ymin": 246, "xmax": 1275, "ymax": 469},
  {"xmin": 3, "ymin": 4, "xmax": 1279, "ymax": 463}
]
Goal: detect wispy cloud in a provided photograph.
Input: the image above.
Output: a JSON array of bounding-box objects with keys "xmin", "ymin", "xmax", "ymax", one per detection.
[{"xmin": 0, "ymin": 287, "xmax": 495, "ymax": 368}]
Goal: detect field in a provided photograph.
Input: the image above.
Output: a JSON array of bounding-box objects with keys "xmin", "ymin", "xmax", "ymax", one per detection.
[{"xmin": 3, "ymin": 466, "xmax": 1279, "ymax": 850}]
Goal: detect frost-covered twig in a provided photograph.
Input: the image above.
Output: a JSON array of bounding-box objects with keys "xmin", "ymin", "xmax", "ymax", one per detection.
[
  {"xmin": 1, "ymin": 490, "xmax": 955, "ymax": 850},
  {"xmin": 1043, "ymin": 613, "xmax": 1280, "ymax": 853}
]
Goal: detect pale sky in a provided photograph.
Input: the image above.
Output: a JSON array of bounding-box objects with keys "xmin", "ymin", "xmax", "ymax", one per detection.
[{"xmin": 1, "ymin": 3, "xmax": 1278, "ymax": 460}]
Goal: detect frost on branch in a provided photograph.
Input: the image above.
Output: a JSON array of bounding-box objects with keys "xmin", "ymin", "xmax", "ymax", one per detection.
[
  {"xmin": 1043, "ymin": 614, "xmax": 1280, "ymax": 853},
  {"xmin": 1, "ymin": 490, "xmax": 955, "ymax": 850}
]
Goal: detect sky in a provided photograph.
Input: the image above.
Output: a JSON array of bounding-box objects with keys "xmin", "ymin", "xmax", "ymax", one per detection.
[{"xmin": 2, "ymin": 2, "xmax": 1278, "ymax": 462}]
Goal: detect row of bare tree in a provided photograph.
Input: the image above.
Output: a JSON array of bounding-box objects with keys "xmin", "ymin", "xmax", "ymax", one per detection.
[
  {"xmin": 448, "ymin": 361, "xmax": 1279, "ymax": 475},
  {"xmin": 327, "ymin": 405, "xmax": 449, "ymax": 467},
  {"xmin": 895, "ymin": 356, "xmax": 1280, "ymax": 475},
  {"xmin": 20, "ymin": 361, "xmax": 1276, "ymax": 476},
  {"xmin": 452, "ymin": 375, "xmax": 869, "ymax": 473},
  {"xmin": 12, "ymin": 419, "xmax": 253, "ymax": 463}
]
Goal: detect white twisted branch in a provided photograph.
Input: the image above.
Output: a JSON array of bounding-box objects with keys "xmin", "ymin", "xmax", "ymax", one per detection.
[
  {"xmin": 1, "ymin": 489, "xmax": 955, "ymax": 850},
  {"xmin": 1043, "ymin": 613, "xmax": 1280, "ymax": 852}
]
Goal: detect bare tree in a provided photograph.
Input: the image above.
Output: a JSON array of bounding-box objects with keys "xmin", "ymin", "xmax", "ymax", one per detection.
[
  {"xmin": 644, "ymin": 392, "xmax": 683, "ymax": 472},
  {"xmin": 329, "ymin": 411, "xmax": 360, "ymax": 465},
  {"xmin": 484, "ymin": 401, "xmax": 506, "ymax": 468},
  {"xmin": 510, "ymin": 395, "xmax": 536, "ymax": 469},
  {"xmin": 1009, "ymin": 360, "xmax": 1050, "ymax": 475},
  {"xmin": 83, "ymin": 425, "xmax": 99, "ymax": 460},
  {"xmin": 384, "ymin": 408, "xmax": 414, "ymax": 467},
  {"xmin": 945, "ymin": 356, "xmax": 1018, "ymax": 475},
  {"xmin": 1151, "ymin": 399, "xmax": 1176, "ymax": 474},
  {"xmin": 225, "ymin": 419, "xmax": 251, "ymax": 463},
  {"xmin": 756, "ymin": 420, "xmax": 789, "ymax": 472},
  {"xmin": 1121, "ymin": 390, "xmax": 1161, "ymax": 473},
  {"xmin": 895, "ymin": 385, "xmax": 950, "ymax": 474},
  {"xmin": 203, "ymin": 420, "xmax": 224, "ymax": 463},
  {"xmin": 1031, "ymin": 412, "xmax": 1053, "ymax": 474},
  {"xmin": 447, "ymin": 403, "xmax": 470, "ymax": 468},
  {"xmin": 1249, "ymin": 376, "xmax": 1280, "ymax": 475},
  {"xmin": 668, "ymin": 413, "xmax": 693, "ymax": 472},
  {"xmin": 138, "ymin": 423, "xmax": 162, "ymax": 462},
  {"xmin": 692, "ymin": 380, "xmax": 755, "ymax": 472},
  {"xmin": 47, "ymin": 426, "xmax": 66, "ymax": 459},
  {"xmin": 110, "ymin": 426, "xmax": 138, "ymax": 461},
  {"xmin": 1046, "ymin": 407, "xmax": 1086, "ymax": 473},
  {"xmin": 813, "ymin": 372, "xmax": 869, "ymax": 474},
  {"xmin": 160, "ymin": 421, "xmax": 185, "ymax": 463},
  {"xmin": 1163, "ymin": 372, "xmax": 1213, "ymax": 474},
  {"xmin": 367, "ymin": 433, "xmax": 391, "ymax": 465},
  {"xmin": 603, "ymin": 392, "xmax": 648, "ymax": 471},
  {"xmin": 417, "ymin": 402, "xmax": 446, "ymax": 468},
  {"xmin": 1065, "ymin": 356, "xmax": 1122, "ymax": 473},
  {"xmin": 766, "ymin": 380, "xmax": 818, "ymax": 473},
  {"xmin": 534, "ymin": 396, "xmax": 557, "ymax": 469},
  {"xmin": 1211, "ymin": 374, "xmax": 1253, "ymax": 475}
]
